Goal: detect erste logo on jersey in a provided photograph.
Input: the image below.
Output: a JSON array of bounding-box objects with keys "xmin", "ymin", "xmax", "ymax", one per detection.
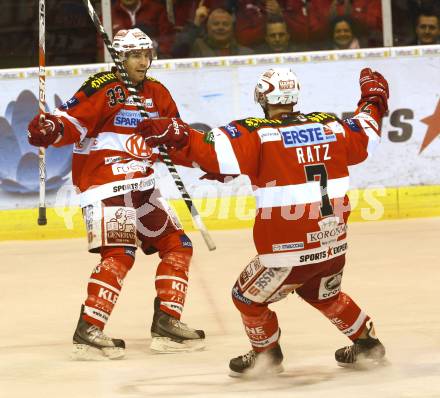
[
  {"xmin": 125, "ymin": 134, "xmax": 153, "ymax": 159},
  {"xmin": 280, "ymin": 123, "xmax": 336, "ymax": 148},
  {"xmin": 114, "ymin": 109, "xmax": 142, "ymax": 127}
]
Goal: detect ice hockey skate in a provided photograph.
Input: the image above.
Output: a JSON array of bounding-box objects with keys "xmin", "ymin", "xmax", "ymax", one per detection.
[
  {"xmin": 335, "ymin": 327, "xmax": 386, "ymax": 369},
  {"xmin": 335, "ymin": 320, "xmax": 387, "ymax": 368},
  {"xmin": 150, "ymin": 297, "xmax": 205, "ymax": 353},
  {"xmin": 71, "ymin": 305, "xmax": 125, "ymax": 360},
  {"xmin": 229, "ymin": 344, "xmax": 284, "ymax": 378}
]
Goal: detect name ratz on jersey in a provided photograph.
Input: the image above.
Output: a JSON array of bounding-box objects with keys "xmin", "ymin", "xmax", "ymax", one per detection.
[{"xmin": 172, "ymin": 110, "xmax": 380, "ymax": 267}]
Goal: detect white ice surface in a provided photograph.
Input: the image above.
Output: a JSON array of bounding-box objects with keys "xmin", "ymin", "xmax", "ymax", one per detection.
[{"xmin": 1, "ymin": 218, "xmax": 440, "ymax": 397}]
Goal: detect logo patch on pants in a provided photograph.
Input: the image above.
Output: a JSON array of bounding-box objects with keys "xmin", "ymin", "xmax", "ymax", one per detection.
[
  {"xmin": 104, "ymin": 207, "xmax": 137, "ymax": 246},
  {"xmin": 318, "ymin": 271, "xmax": 343, "ymax": 300}
]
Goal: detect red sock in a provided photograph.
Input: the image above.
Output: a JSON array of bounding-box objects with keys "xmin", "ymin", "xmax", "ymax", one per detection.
[
  {"xmin": 155, "ymin": 252, "xmax": 190, "ymax": 319},
  {"xmin": 241, "ymin": 308, "xmax": 280, "ymax": 352},
  {"xmin": 83, "ymin": 247, "xmax": 134, "ymax": 329},
  {"xmin": 307, "ymin": 292, "xmax": 370, "ymax": 341}
]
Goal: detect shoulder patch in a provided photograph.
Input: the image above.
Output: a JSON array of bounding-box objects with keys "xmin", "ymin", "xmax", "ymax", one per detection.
[
  {"xmin": 59, "ymin": 96, "xmax": 80, "ymax": 110},
  {"xmin": 80, "ymin": 72, "xmax": 119, "ymax": 97},
  {"xmin": 221, "ymin": 123, "xmax": 241, "ymax": 138},
  {"xmin": 305, "ymin": 112, "xmax": 338, "ymax": 124},
  {"xmin": 204, "ymin": 130, "xmax": 215, "ymax": 145},
  {"xmin": 343, "ymin": 118, "xmax": 361, "ymax": 132}
]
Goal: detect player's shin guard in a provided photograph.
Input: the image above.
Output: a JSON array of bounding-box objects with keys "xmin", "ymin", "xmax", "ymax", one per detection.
[
  {"xmin": 150, "ymin": 233, "xmax": 205, "ymax": 353},
  {"xmin": 73, "ymin": 247, "xmax": 134, "ymax": 360},
  {"xmin": 301, "ymin": 291, "xmax": 386, "ymax": 367},
  {"xmin": 303, "ymin": 292, "xmax": 369, "ymax": 341},
  {"xmin": 232, "ymin": 286, "xmax": 281, "ymax": 352},
  {"xmin": 154, "ymin": 251, "xmax": 191, "ymax": 319},
  {"xmin": 241, "ymin": 309, "xmax": 281, "ymax": 352},
  {"xmin": 230, "ymin": 294, "xmax": 283, "ymax": 376},
  {"xmin": 83, "ymin": 247, "xmax": 134, "ymax": 329}
]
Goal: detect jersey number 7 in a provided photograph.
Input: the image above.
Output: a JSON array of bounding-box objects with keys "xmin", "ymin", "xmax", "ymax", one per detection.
[{"xmin": 304, "ymin": 164, "xmax": 334, "ymax": 217}]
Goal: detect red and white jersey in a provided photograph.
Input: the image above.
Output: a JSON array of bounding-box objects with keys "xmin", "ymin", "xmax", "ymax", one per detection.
[
  {"xmin": 172, "ymin": 105, "xmax": 382, "ymax": 267},
  {"xmin": 53, "ymin": 71, "xmax": 178, "ymax": 206}
]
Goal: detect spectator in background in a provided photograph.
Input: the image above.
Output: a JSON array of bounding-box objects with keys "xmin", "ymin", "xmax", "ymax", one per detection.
[
  {"xmin": 191, "ymin": 7, "xmax": 254, "ymax": 57},
  {"xmin": 414, "ymin": 10, "xmax": 440, "ymax": 44},
  {"xmin": 1, "ymin": 0, "xmax": 37, "ymax": 68},
  {"xmin": 163, "ymin": 0, "xmax": 233, "ymax": 33},
  {"xmin": 171, "ymin": 0, "xmax": 210, "ymax": 57},
  {"xmin": 47, "ymin": 0, "xmax": 97, "ymax": 66},
  {"xmin": 163, "ymin": 0, "xmax": 200, "ymax": 33},
  {"xmin": 392, "ymin": 0, "xmax": 421, "ymax": 46},
  {"xmin": 106, "ymin": 0, "xmax": 174, "ymax": 58},
  {"xmin": 173, "ymin": 8, "xmax": 253, "ymax": 58},
  {"xmin": 234, "ymin": 1, "xmax": 331, "ymax": 51},
  {"xmin": 325, "ymin": 16, "xmax": 362, "ymax": 50},
  {"xmin": 255, "ymin": 16, "xmax": 301, "ymax": 54},
  {"xmin": 392, "ymin": 0, "xmax": 440, "ymax": 46},
  {"xmin": 327, "ymin": 0, "xmax": 383, "ymax": 47}
]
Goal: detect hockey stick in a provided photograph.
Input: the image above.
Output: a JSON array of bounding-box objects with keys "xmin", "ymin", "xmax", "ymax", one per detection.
[
  {"xmin": 82, "ymin": 0, "xmax": 216, "ymax": 250},
  {"xmin": 37, "ymin": 0, "xmax": 47, "ymax": 225}
]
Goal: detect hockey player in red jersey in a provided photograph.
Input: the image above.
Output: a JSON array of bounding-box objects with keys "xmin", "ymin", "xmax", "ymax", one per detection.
[
  {"xmin": 136, "ymin": 66, "xmax": 389, "ymax": 375},
  {"xmin": 27, "ymin": 28, "xmax": 204, "ymax": 359}
]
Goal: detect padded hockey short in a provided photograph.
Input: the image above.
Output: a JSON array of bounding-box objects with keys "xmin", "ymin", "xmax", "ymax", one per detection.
[
  {"xmin": 235, "ymin": 254, "xmax": 346, "ymax": 305},
  {"xmin": 83, "ymin": 188, "xmax": 182, "ymax": 253}
]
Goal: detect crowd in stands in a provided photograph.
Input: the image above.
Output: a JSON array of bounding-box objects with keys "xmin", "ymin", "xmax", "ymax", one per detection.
[{"xmin": 1, "ymin": 0, "xmax": 439, "ymax": 68}]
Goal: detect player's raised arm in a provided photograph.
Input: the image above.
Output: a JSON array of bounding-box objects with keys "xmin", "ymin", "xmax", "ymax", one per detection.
[{"xmin": 337, "ymin": 68, "xmax": 389, "ymax": 165}]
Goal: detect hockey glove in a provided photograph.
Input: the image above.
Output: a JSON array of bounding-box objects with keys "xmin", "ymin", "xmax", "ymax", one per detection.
[
  {"xmin": 137, "ymin": 117, "xmax": 190, "ymax": 149},
  {"xmin": 27, "ymin": 113, "xmax": 64, "ymax": 148},
  {"xmin": 358, "ymin": 68, "xmax": 389, "ymax": 116}
]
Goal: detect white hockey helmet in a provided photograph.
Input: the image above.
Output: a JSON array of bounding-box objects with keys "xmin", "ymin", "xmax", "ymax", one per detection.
[
  {"xmin": 112, "ymin": 28, "xmax": 154, "ymax": 60},
  {"xmin": 254, "ymin": 68, "xmax": 300, "ymax": 109}
]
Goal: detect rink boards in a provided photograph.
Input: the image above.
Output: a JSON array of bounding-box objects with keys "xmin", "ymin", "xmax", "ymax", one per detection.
[{"xmin": 1, "ymin": 184, "xmax": 440, "ymax": 241}]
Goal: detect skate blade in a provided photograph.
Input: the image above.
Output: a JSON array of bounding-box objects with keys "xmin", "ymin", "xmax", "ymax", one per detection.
[
  {"xmin": 150, "ymin": 336, "xmax": 205, "ymax": 353},
  {"xmin": 71, "ymin": 343, "xmax": 125, "ymax": 361},
  {"xmin": 229, "ymin": 364, "xmax": 284, "ymax": 379},
  {"xmin": 337, "ymin": 357, "xmax": 390, "ymax": 370}
]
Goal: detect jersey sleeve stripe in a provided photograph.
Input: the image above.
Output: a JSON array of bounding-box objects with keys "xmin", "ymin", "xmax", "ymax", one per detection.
[
  {"xmin": 92, "ymin": 131, "xmax": 127, "ymax": 151},
  {"xmin": 352, "ymin": 112, "xmax": 381, "ymax": 155},
  {"xmin": 254, "ymin": 176, "xmax": 350, "ymax": 208},
  {"xmin": 54, "ymin": 109, "xmax": 89, "ymax": 141},
  {"xmin": 73, "ymin": 137, "xmax": 93, "ymax": 154},
  {"xmin": 212, "ymin": 128, "xmax": 241, "ymax": 174}
]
